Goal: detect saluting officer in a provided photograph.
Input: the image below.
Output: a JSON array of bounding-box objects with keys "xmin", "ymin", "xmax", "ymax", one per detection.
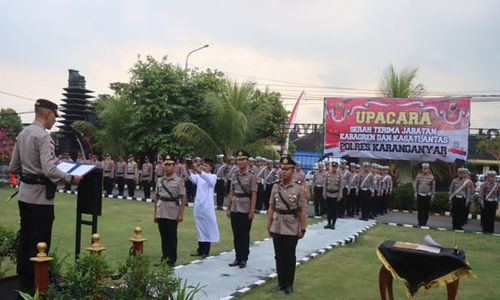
[
  {"xmin": 479, "ymin": 170, "xmax": 499, "ymax": 233},
  {"xmin": 267, "ymin": 156, "xmax": 307, "ymax": 295},
  {"xmin": 153, "ymin": 154, "xmax": 186, "ymax": 266},
  {"xmin": 115, "ymin": 155, "xmax": 126, "ymax": 196},
  {"xmin": 323, "ymin": 161, "xmax": 343, "ymax": 229},
  {"xmin": 414, "ymin": 163, "xmax": 435, "ymax": 226},
  {"xmin": 313, "ymin": 162, "xmax": 327, "ymax": 216},
  {"xmin": 449, "ymin": 168, "xmax": 473, "ymax": 230},
  {"xmin": 125, "ymin": 154, "xmax": 138, "ymax": 197},
  {"xmin": 215, "ymin": 154, "xmax": 227, "ymax": 210},
  {"xmin": 141, "ymin": 156, "xmax": 153, "ymax": 200},
  {"xmin": 102, "ymin": 153, "xmax": 115, "ymax": 196},
  {"xmin": 8, "ymin": 99, "xmax": 82, "ymax": 294},
  {"xmin": 226, "ymin": 150, "xmax": 257, "ymax": 269},
  {"xmin": 358, "ymin": 162, "xmax": 374, "ymax": 221},
  {"xmin": 338, "ymin": 159, "xmax": 350, "ymax": 218}
]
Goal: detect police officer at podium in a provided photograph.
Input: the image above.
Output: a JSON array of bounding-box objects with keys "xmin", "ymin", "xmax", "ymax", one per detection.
[
  {"xmin": 267, "ymin": 156, "xmax": 307, "ymax": 294},
  {"xmin": 414, "ymin": 163, "xmax": 435, "ymax": 226},
  {"xmin": 8, "ymin": 99, "xmax": 82, "ymax": 294}
]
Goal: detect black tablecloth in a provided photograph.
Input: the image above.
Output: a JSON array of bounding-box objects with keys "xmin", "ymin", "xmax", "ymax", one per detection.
[{"xmin": 377, "ymin": 240, "xmax": 473, "ymax": 296}]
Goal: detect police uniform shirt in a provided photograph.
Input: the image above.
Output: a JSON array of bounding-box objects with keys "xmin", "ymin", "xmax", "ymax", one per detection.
[
  {"xmin": 155, "ymin": 163, "xmax": 165, "ymax": 178},
  {"xmin": 103, "ymin": 159, "xmax": 115, "ymax": 178},
  {"xmin": 215, "ymin": 162, "xmax": 227, "ymax": 181},
  {"xmin": 359, "ymin": 171, "xmax": 374, "ymax": 191},
  {"xmin": 313, "ymin": 170, "xmax": 326, "ymax": 187},
  {"xmin": 269, "ymin": 182, "xmax": 306, "ymax": 235},
  {"xmin": 414, "ymin": 173, "xmax": 435, "ymax": 196},
  {"xmin": 293, "ymin": 170, "xmax": 306, "ymax": 184},
  {"xmin": 155, "ymin": 175, "xmax": 186, "ymax": 220},
  {"xmin": 348, "ymin": 172, "xmax": 360, "ymax": 191},
  {"xmin": 479, "ymin": 181, "xmax": 499, "ymax": 205},
  {"xmin": 231, "ymin": 169, "xmax": 258, "ymax": 213},
  {"xmin": 115, "ymin": 161, "xmax": 126, "ymax": 177},
  {"xmin": 264, "ymin": 167, "xmax": 277, "ymax": 184},
  {"xmin": 142, "ymin": 162, "xmax": 153, "ymax": 181},
  {"xmin": 339, "ymin": 169, "xmax": 351, "ymax": 188},
  {"xmin": 449, "ymin": 178, "xmax": 472, "ymax": 202},
  {"xmin": 226, "ymin": 164, "xmax": 238, "ymax": 181},
  {"xmin": 8, "ymin": 121, "xmax": 72, "ymax": 205},
  {"xmin": 94, "ymin": 160, "xmax": 103, "ymax": 169},
  {"xmin": 381, "ymin": 174, "xmax": 393, "ymax": 194},
  {"xmin": 125, "ymin": 161, "xmax": 137, "ymax": 180},
  {"xmin": 323, "ymin": 171, "xmax": 343, "ymax": 199},
  {"xmin": 372, "ymin": 173, "xmax": 382, "ymax": 193},
  {"xmin": 174, "ymin": 163, "xmax": 183, "ymax": 178}
]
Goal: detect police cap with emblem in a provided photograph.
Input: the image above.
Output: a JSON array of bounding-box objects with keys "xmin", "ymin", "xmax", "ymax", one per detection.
[
  {"xmin": 280, "ymin": 155, "xmax": 296, "ymax": 168},
  {"xmin": 163, "ymin": 154, "xmax": 176, "ymax": 164},
  {"xmin": 235, "ymin": 150, "xmax": 250, "ymax": 159},
  {"xmin": 487, "ymin": 170, "xmax": 497, "ymax": 177},
  {"xmin": 35, "ymin": 99, "xmax": 59, "ymax": 117}
]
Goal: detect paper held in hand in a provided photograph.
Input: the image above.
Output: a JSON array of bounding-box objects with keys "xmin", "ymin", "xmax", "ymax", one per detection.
[{"xmin": 57, "ymin": 161, "xmax": 96, "ymax": 176}]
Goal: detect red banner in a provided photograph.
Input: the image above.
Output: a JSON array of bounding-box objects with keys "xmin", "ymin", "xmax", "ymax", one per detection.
[{"xmin": 323, "ymin": 98, "xmax": 470, "ymax": 162}]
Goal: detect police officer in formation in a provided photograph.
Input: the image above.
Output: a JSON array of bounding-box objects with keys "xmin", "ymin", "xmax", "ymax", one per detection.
[
  {"xmin": 312, "ymin": 162, "xmax": 327, "ymax": 216},
  {"xmin": 154, "ymin": 156, "xmax": 165, "ymax": 190},
  {"xmin": 8, "ymin": 99, "xmax": 82, "ymax": 294},
  {"xmin": 380, "ymin": 166, "xmax": 393, "ymax": 214},
  {"xmin": 263, "ymin": 159, "xmax": 278, "ymax": 210},
  {"xmin": 226, "ymin": 150, "xmax": 257, "ymax": 269},
  {"xmin": 267, "ymin": 156, "xmax": 307, "ymax": 294},
  {"xmin": 115, "ymin": 155, "xmax": 126, "ymax": 196},
  {"xmin": 346, "ymin": 163, "xmax": 361, "ymax": 217},
  {"xmin": 125, "ymin": 154, "xmax": 138, "ymax": 197},
  {"xmin": 102, "ymin": 153, "xmax": 115, "ymax": 195},
  {"xmin": 153, "ymin": 154, "xmax": 186, "ymax": 266},
  {"xmin": 449, "ymin": 168, "xmax": 473, "ymax": 230},
  {"xmin": 255, "ymin": 157, "xmax": 268, "ymax": 211},
  {"xmin": 323, "ymin": 161, "xmax": 343, "ymax": 229},
  {"xmin": 214, "ymin": 154, "xmax": 228, "ymax": 210},
  {"xmin": 479, "ymin": 170, "xmax": 499, "ymax": 233},
  {"xmin": 414, "ymin": 163, "xmax": 435, "ymax": 226},
  {"xmin": 358, "ymin": 162, "xmax": 374, "ymax": 220},
  {"xmin": 141, "ymin": 156, "xmax": 153, "ymax": 200},
  {"xmin": 338, "ymin": 159, "xmax": 350, "ymax": 218}
]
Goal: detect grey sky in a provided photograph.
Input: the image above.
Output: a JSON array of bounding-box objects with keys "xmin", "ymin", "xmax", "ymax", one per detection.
[{"xmin": 1, "ymin": 0, "xmax": 499, "ymax": 128}]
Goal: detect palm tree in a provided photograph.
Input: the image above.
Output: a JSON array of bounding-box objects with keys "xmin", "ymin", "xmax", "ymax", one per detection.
[
  {"xmin": 379, "ymin": 64, "xmax": 425, "ymax": 98},
  {"xmin": 378, "ymin": 64, "xmax": 426, "ymax": 185},
  {"xmin": 173, "ymin": 80, "xmax": 279, "ymax": 159}
]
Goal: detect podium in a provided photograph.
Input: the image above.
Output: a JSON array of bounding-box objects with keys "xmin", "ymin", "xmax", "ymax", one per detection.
[{"xmin": 75, "ymin": 168, "xmax": 103, "ymax": 260}]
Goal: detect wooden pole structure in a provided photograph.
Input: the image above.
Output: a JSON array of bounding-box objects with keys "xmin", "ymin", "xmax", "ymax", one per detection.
[
  {"xmin": 86, "ymin": 233, "xmax": 106, "ymax": 254},
  {"xmin": 30, "ymin": 242, "xmax": 53, "ymax": 293},
  {"xmin": 129, "ymin": 226, "xmax": 147, "ymax": 255}
]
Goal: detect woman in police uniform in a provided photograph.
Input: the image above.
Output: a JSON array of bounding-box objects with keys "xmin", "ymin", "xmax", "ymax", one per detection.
[
  {"xmin": 153, "ymin": 154, "xmax": 186, "ymax": 266},
  {"xmin": 267, "ymin": 156, "xmax": 307, "ymax": 295}
]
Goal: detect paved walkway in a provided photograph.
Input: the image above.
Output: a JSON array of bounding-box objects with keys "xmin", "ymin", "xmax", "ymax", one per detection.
[{"xmin": 173, "ymin": 218, "xmax": 375, "ymax": 300}]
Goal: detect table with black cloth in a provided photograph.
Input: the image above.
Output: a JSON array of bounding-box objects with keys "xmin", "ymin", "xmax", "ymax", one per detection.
[{"xmin": 376, "ymin": 240, "xmax": 474, "ymax": 300}]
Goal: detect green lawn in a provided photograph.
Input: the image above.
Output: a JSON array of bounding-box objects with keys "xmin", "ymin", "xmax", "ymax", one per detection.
[
  {"xmin": 0, "ymin": 186, "xmax": 273, "ymax": 269},
  {"xmin": 238, "ymin": 224, "xmax": 500, "ymax": 300}
]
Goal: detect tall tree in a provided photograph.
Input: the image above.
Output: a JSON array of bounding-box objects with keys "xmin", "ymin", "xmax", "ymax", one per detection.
[
  {"xmin": 173, "ymin": 81, "xmax": 283, "ymax": 159},
  {"xmin": 379, "ymin": 64, "xmax": 425, "ymax": 98},
  {"xmin": 0, "ymin": 108, "xmax": 22, "ymax": 139},
  {"xmin": 476, "ymin": 135, "xmax": 500, "ymax": 170}
]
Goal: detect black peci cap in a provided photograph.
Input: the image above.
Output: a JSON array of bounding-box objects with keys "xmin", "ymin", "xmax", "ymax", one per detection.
[{"xmin": 35, "ymin": 99, "xmax": 59, "ymax": 117}]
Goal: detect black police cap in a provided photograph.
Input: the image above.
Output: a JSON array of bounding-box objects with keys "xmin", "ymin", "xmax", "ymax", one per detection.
[{"xmin": 35, "ymin": 99, "xmax": 59, "ymax": 117}]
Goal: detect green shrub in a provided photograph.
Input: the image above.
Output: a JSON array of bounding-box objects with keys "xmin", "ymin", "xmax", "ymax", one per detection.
[
  {"xmin": 431, "ymin": 192, "xmax": 449, "ymax": 214},
  {"xmin": 389, "ymin": 183, "xmax": 415, "ymax": 210},
  {"xmin": 0, "ymin": 223, "xmax": 17, "ymax": 277}
]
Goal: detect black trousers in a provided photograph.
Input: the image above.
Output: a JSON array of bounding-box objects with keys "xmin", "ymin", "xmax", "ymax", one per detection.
[
  {"xmin": 338, "ymin": 187, "xmax": 349, "ymax": 217},
  {"xmin": 157, "ymin": 218, "xmax": 178, "ymax": 265},
  {"xmin": 264, "ymin": 183, "xmax": 273, "ymax": 210},
  {"xmin": 215, "ymin": 179, "xmax": 225, "ymax": 208},
  {"xmin": 197, "ymin": 241, "xmax": 211, "ymax": 255},
  {"xmin": 272, "ymin": 233, "xmax": 298, "ymax": 289},
  {"xmin": 17, "ymin": 201, "xmax": 55, "ymax": 294},
  {"xmin": 463, "ymin": 202, "xmax": 471, "ymax": 224},
  {"xmin": 226, "ymin": 179, "xmax": 232, "ymax": 195},
  {"xmin": 325, "ymin": 197, "xmax": 338, "ymax": 226},
  {"xmin": 417, "ymin": 195, "xmax": 431, "ymax": 226},
  {"xmin": 451, "ymin": 197, "xmax": 466, "ymax": 230},
  {"xmin": 371, "ymin": 191, "xmax": 379, "ymax": 217},
  {"xmin": 482, "ymin": 201, "xmax": 498, "ymax": 233},
  {"xmin": 359, "ymin": 190, "xmax": 371, "ymax": 220},
  {"xmin": 126, "ymin": 178, "xmax": 135, "ymax": 197},
  {"xmin": 186, "ymin": 181, "xmax": 195, "ymax": 202},
  {"xmin": 313, "ymin": 186, "xmax": 325, "ymax": 216},
  {"xmin": 349, "ymin": 189, "xmax": 359, "ymax": 215},
  {"xmin": 116, "ymin": 176, "xmax": 125, "ymax": 195},
  {"xmin": 256, "ymin": 183, "xmax": 265, "ymax": 211},
  {"xmin": 142, "ymin": 180, "xmax": 151, "ymax": 199},
  {"xmin": 230, "ymin": 212, "xmax": 252, "ymax": 262},
  {"xmin": 103, "ymin": 177, "xmax": 114, "ymax": 195}
]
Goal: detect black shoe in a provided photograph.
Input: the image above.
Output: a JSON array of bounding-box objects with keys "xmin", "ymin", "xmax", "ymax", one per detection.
[
  {"xmin": 200, "ymin": 254, "xmax": 208, "ymax": 259},
  {"xmin": 228, "ymin": 260, "xmax": 240, "ymax": 267},
  {"xmin": 284, "ymin": 286, "xmax": 293, "ymax": 294},
  {"xmin": 324, "ymin": 223, "xmax": 331, "ymax": 229},
  {"xmin": 239, "ymin": 261, "xmax": 247, "ymax": 268},
  {"xmin": 330, "ymin": 224, "xmax": 336, "ymax": 230},
  {"xmin": 190, "ymin": 253, "xmax": 201, "ymax": 257},
  {"xmin": 272, "ymin": 285, "xmax": 284, "ymax": 292}
]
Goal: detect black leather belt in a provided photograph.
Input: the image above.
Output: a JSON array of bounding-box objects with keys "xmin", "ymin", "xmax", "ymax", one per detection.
[
  {"xmin": 235, "ymin": 193, "xmax": 251, "ymax": 197},
  {"xmin": 276, "ymin": 209, "xmax": 297, "ymax": 215},
  {"xmin": 20, "ymin": 174, "xmax": 48, "ymax": 185},
  {"xmin": 160, "ymin": 197, "xmax": 177, "ymax": 202},
  {"xmin": 326, "ymin": 189, "xmax": 339, "ymax": 193}
]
